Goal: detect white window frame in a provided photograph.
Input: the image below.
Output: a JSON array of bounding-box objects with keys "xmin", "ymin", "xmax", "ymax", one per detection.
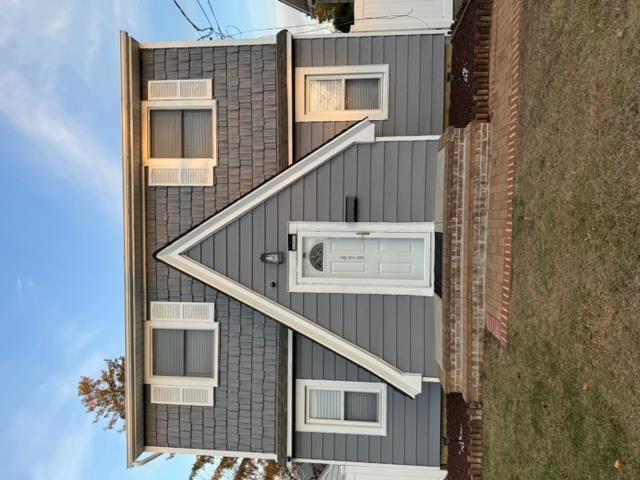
[
  {"xmin": 295, "ymin": 379, "xmax": 387, "ymax": 436},
  {"xmin": 141, "ymin": 97, "xmax": 218, "ymax": 170},
  {"xmin": 288, "ymin": 222, "xmax": 435, "ymax": 296},
  {"xmin": 295, "ymin": 65, "xmax": 389, "ymax": 122},
  {"xmin": 144, "ymin": 318, "xmax": 220, "ymax": 388}
]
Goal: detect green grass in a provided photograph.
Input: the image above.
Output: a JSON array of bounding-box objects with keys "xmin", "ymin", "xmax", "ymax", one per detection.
[{"xmin": 483, "ymin": 1, "xmax": 640, "ymax": 479}]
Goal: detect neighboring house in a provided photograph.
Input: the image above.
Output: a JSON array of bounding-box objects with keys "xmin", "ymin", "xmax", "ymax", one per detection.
[
  {"xmin": 121, "ymin": 27, "xmax": 447, "ymax": 479},
  {"xmin": 278, "ymin": 0, "xmax": 455, "ymax": 32},
  {"xmin": 278, "ymin": 0, "xmax": 354, "ymax": 18}
]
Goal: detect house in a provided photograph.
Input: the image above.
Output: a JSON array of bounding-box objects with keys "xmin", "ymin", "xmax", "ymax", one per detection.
[
  {"xmin": 277, "ymin": 0, "xmax": 456, "ymax": 32},
  {"xmin": 278, "ymin": 0, "xmax": 354, "ymax": 18},
  {"xmin": 121, "ymin": 26, "xmax": 447, "ymax": 479}
]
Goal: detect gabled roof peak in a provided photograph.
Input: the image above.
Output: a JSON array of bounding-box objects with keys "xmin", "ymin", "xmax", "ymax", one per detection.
[{"xmin": 156, "ymin": 119, "xmax": 424, "ymax": 398}]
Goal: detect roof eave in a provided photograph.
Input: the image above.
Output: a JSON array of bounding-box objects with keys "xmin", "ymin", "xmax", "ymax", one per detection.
[{"xmin": 120, "ymin": 29, "xmax": 140, "ymax": 469}]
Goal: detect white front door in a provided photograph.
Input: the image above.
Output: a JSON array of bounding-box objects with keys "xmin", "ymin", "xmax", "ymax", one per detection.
[
  {"xmin": 301, "ymin": 236, "xmax": 426, "ymax": 282},
  {"xmin": 289, "ymin": 222, "xmax": 435, "ymax": 296}
]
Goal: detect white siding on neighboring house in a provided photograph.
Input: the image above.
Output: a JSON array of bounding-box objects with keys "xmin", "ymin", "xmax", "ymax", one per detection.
[{"xmin": 352, "ymin": 0, "xmax": 454, "ymax": 32}]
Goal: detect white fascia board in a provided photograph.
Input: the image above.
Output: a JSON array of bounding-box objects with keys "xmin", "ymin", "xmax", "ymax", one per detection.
[
  {"xmin": 294, "ymin": 460, "xmax": 448, "ymax": 479},
  {"xmin": 145, "ymin": 446, "xmax": 278, "ymax": 460},
  {"xmin": 375, "ymin": 135, "xmax": 442, "ymax": 142},
  {"xmin": 157, "ymin": 253, "xmax": 423, "ymax": 397},
  {"xmin": 286, "ymin": 329, "xmax": 293, "ymax": 459},
  {"xmin": 159, "ymin": 120, "xmax": 375, "ymax": 255},
  {"xmin": 120, "ymin": 30, "xmax": 139, "ymax": 469},
  {"xmin": 139, "ymin": 37, "xmax": 276, "ymax": 49},
  {"xmin": 293, "ymin": 30, "xmax": 448, "ymax": 39}
]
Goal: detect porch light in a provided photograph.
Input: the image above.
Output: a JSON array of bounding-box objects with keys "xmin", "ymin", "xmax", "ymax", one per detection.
[{"xmin": 260, "ymin": 252, "xmax": 284, "ymax": 265}]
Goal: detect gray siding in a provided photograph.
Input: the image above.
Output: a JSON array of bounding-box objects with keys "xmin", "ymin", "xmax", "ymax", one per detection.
[
  {"xmin": 141, "ymin": 44, "xmax": 287, "ymax": 455},
  {"xmin": 187, "ymin": 140, "xmax": 441, "ymax": 377},
  {"xmin": 294, "ymin": 334, "xmax": 442, "ymax": 466},
  {"xmin": 145, "ymin": 294, "xmax": 282, "ymax": 453},
  {"xmin": 293, "ymin": 35, "xmax": 446, "ymax": 160}
]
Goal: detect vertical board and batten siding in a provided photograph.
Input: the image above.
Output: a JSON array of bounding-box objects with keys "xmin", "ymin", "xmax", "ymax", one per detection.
[
  {"xmin": 293, "ymin": 35, "xmax": 446, "ymax": 160},
  {"xmin": 294, "ymin": 334, "xmax": 442, "ymax": 466},
  {"xmin": 141, "ymin": 44, "xmax": 287, "ymax": 455},
  {"xmin": 187, "ymin": 140, "xmax": 441, "ymax": 377}
]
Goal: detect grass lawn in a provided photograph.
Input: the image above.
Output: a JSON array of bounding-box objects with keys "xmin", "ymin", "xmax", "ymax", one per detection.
[{"xmin": 483, "ymin": 1, "xmax": 640, "ymax": 479}]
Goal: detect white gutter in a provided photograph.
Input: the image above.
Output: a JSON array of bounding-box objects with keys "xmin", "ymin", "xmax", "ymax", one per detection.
[{"xmin": 120, "ymin": 29, "xmax": 138, "ymax": 470}]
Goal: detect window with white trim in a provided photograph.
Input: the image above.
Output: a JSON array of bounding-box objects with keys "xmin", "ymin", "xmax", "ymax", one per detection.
[
  {"xmin": 144, "ymin": 302, "xmax": 218, "ymax": 406},
  {"xmin": 288, "ymin": 222, "xmax": 435, "ymax": 296},
  {"xmin": 295, "ymin": 380, "xmax": 387, "ymax": 435},
  {"xmin": 142, "ymin": 79, "xmax": 217, "ymax": 186},
  {"xmin": 295, "ymin": 65, "xmax": 389, "ymax": 122}
]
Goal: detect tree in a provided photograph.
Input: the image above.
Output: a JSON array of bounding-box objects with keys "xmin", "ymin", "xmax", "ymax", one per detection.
[
  {"xmin": 78, "ymin": 356, "xmax": 126, "ymax": 431},
  {"xmin": 79, "ymin": 358, "xmax": 315, "ymax": 479},
  {"xmin": 314, "ymin": 3, "xmax": 354, "ymax": 33}
]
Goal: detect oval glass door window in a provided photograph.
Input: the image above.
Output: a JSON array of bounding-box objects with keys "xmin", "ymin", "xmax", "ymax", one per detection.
[{"xmin": 309, "ymin": 242, "xmax": 324, "ymax": 272}]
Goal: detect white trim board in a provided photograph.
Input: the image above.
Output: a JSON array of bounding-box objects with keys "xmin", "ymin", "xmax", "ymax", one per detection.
[
  {"xmin": 295, "ymin": 379, "xmax": 387, "ymax": 435},
  {"xmin": 422, "ymin": 376, "xmax": 440, "ymax": 383},
  {"xmin": 375, "ymin": 135, "xmax": 441, "ymax": 142},
  {"xmin": 120, "ymin": 30, "xmax": 142, "ymax": 469},
  {"xmin": 287, "ymin": 222, "xmax": 435, "ymax": 296},
  {"xmin": 295, "ymin": 460, "xmax": 447, "ymax": 479},
  {"xmin": 286, "ymin": 330, "xmax": 293, "ymax": 459},
  {"xmin": 139, "ymin": 37, "xmax": 276, "ymax": 49},
  {"xmin": 156, "ymin": 120, "xmax": 423, "ymax": 398},
  {"xmin": 145, "ymin": 446, "xmax": 278, "ymax": 460},
  {"xmin": 295, "ymin": 65, "xmax": 390, "ymax": 122},
  {"xmin": 286, "ymin": 31, "xmax": 294, "ymax": 166},
  {"xmin": 293, "ymin": 31, "xmax": 448, "ymax": 39}
]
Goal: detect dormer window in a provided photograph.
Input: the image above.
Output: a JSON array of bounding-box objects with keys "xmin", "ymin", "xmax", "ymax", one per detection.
[
  {"xmin": 295, "ymin": 65, "xmax": 389, "ymax": 122},
  {"xmin": 142, "ymin": 79, "xmax": 217, "ymax": 186}
]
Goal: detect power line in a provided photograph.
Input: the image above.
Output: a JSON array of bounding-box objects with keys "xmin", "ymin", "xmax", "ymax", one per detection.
[
  {"xmin": 195, "ymin": 0, "xmax": 215, "ymax": 32},
  {"xmin": 207, "ymin": 0, "xmax": 225, "ymax": 37},
  {"xmin": 172, "ymin": 0, "xmax": 211, "ymax": 33},
  {"xmin": 174, "ymin": 2, "xmax": 428, "ymax": 41}
]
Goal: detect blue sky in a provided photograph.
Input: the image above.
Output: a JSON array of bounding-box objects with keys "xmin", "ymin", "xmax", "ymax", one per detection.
[{"xmin": 0, "ymin": 1, "xmax": 318, "ymax": 479}]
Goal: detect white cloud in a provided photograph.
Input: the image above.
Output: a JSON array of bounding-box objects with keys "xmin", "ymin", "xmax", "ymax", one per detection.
[
  {"xmin": 0, "ymin": 71, "xmax": 121, "ymax": 217},
  {"xmin": 44, "ymin": 4, "xmax": 72, "ymax": 39},
  {"xmin": 0, "ymin": 0, "xmax": 144, "ymax": 219},
  {"xmin": 7, "ymin": 352, "xmax": 105, "ymax": 480},
  {"xmin": 31, "ymin": 421, "xmax": 94, "ymax": 480},
  {"xmin": 16, "ymin": 276, "xmax": 34, "ymax": 295}
]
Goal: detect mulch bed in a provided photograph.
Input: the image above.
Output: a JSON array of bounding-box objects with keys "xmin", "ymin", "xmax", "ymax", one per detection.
[
  {"xmin": 445, "ymin": 393, "xmax": 472, "ymax": 480},
  {"xmin": 449, "ymin": 1, "xmax": 479, "ymax": 128}
]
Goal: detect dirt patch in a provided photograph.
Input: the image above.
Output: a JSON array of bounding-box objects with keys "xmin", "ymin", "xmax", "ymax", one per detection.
[
  {"xmin": 449, "ymin": 1, "xmax": 478, "ymax": 127},
  {"xmin": 446, "ymin": 393, "xmax": 471, "ymax": 480}
]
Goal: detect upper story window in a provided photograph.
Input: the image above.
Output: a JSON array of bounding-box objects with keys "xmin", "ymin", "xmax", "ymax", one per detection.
[
  {"xmin": 142, "ymin": 79, "xmax": 217, "ymax": 186},
  {"xmin": 295, "ymin": 65, "xmax": 389, "ymax": 122},
  {"xmin": 295, "ymin": 379, "xmax": 387, "ymax": 436},
  {"xmin": 288, "ymin": 222, "xmax": 435, "ymax": 296},
  {"xmin": 144, "ymin": 302, "xmax": 218, "ymax": 406}
]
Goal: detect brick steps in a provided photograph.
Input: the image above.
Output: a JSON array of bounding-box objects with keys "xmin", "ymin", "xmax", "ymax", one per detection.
[{"xmin": 440, "ymin": 122, "xmax": 490, "ymax": 404}]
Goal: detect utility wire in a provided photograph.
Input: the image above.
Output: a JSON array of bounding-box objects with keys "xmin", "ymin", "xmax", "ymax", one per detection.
[
  {"xmin": 174, "ymin": 2, "xmax": 428, "ymax": 41},
  {"xmin": 172, "ymin": 0, "xmax": 211, "ymax": 33},
  {"xmin": 195, "ymin": 0, "xmax": 216, "ymax": 34},
  {"xmin": 207, "ymin": 0, "xmax": 225, "ymax": 37}
]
